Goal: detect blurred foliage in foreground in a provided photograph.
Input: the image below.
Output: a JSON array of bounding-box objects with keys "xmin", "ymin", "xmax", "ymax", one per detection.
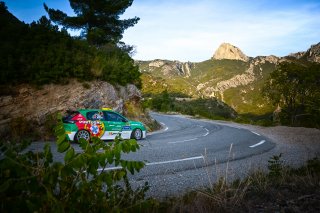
[{"xmin": 0, "ymin": 115, "xmax": 153, "ymax": 212}]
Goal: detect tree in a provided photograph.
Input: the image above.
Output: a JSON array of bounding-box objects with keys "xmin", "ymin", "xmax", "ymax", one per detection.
[
  {"xmin": 44, "ymin": 0, "xmax": 139, "ymax": 46},
  {"xmin": 262, "ymin": 62, "xmax": 320, "ymax": 126}
]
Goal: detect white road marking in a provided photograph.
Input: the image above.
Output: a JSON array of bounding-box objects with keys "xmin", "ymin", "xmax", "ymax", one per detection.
[
  {"xmin": 203, "ymin": 128, "xmax": 209, "ymax": 137},
  {"xmin": 168, "ymin": 126, "xmax": 209, "ymax": 144},
  {"xmin": 98, "ymin": 156, "xmax": 204, "ymax": 171},
  {"xmin": 168, "ymin": 138, "xmax": 198, "ymax": 144},
  {"xmin": 98, "ymin": 166, "xmax": 122, "ymax": 171},
  {"xmin": 146, "ymin": 156, "xmax": 204, "ymax": 166},
  {"xmin": 251, "ymin": 131, "xmax": 261, "ymax": 136},
  {"xmin": 160, "ymin": 122, "xmax": 169, "ymax": 131},
  {"xmin": 249, "ymin": 140, "xmax": 266, "ymax": 148}
]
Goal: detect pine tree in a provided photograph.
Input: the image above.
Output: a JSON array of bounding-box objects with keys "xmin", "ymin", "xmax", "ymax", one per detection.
[{"xmin": 44, "ymin": 0, "xmax": 139, "ymax": 46}]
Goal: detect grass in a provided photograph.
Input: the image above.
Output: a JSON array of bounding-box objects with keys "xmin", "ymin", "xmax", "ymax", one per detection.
[{"xmin": 152, "ymin": 156, "xmax": 320, "ymax": 212}]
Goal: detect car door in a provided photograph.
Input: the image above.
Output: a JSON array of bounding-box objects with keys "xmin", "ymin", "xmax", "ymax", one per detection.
[
  {"xmin": 102, "ymin": 111, "xmax": 127, "ymax": 139},
  {"xmin": 84, "ymin": 110, "xmax": 106, "ymax": 139}
]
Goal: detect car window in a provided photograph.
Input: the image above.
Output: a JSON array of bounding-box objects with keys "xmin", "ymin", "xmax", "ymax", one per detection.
[
  {"xmin": 104, "ymin": 111, "xmax": 126, "ymax": 122},
  {"xmin": 86, "ymin": 111, "xmax": 104, "ymax": 121},
  {"xmin": 63, "ymin": 111, "xmax": 79, "ymax": 122}
]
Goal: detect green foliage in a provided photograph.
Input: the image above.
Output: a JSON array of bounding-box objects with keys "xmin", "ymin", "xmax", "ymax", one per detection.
[
  {"xmin": 263, "ymin": 62, "xmax": 320, "ymax": 127},
  {"xmin": 44, "ymin": 0, "xmax": 139, "ymax": 46},
  {"xmin": 92, "ymin": 45, "xmax": 141, "ymax": 88},
  {"xmin": 0, "ymin": 2, "xmax": 141, "ymax": 88},
  {"xmin": 268, "ymin": 153, "xmax": 284, "ymax": 178},
  {"xmin": 0, "ymin": 115, "xmax": 152, "ymax": 212},
  {"xmin": 144, "ymin": 91, "xmax": 237, "ymax": 119}
]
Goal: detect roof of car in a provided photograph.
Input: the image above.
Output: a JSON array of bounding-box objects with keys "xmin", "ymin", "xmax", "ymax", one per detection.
[{"xmin": 77, "ymin": 108, "xmax": 113, "ymax": 112}]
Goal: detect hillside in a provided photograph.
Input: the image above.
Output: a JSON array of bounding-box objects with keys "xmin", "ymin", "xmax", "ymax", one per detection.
[
  {"xmin": 138, "ymin": 42, "xmax": 320, "ymax": 117},
  {"xmin": 0, "ymin": 3, "xmax": 141, "ymax": 87},
  {"xmin": 0, "ymin": 2, "xmax": 159, "ymax": 138}
]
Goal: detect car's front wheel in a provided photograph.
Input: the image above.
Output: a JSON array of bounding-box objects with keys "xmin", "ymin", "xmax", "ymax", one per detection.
[
  {"xmin": 131, "ymin": 128, "xmax": 142, "ymax": 140},
  {"xmin": 75, "ymin": 130, "xmax": 90, "ymax": 142}
]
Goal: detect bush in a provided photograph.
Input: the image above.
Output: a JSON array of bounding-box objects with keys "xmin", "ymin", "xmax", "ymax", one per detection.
[
  {"xmin": 0, "ymin": 115, "xmax": 153, "ymax": 212},
  {"xmin": 8, "ymin": 117, "xmax": 40, "ymax": 140}
]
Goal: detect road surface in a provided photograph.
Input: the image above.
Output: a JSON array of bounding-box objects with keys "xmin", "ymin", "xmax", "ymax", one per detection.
[{"xmin": 29, "ymin": 112, "xmax": 277, "ymax": 197}]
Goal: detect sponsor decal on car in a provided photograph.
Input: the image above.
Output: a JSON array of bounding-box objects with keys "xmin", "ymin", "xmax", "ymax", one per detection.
[
  {"xmin": 76, "ymin": 120, "xmax": 105, "ymax": 138},
  {"xmin": 108, "ymin": 132, "xmax": 118, "ymax": 135},
  {"xmin": 122, "ymin": 126, "xmax": 131, "ymax": 131}
]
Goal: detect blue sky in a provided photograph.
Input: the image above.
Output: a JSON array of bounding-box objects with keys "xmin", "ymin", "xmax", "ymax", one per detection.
[{"xmin": 3, "ymin": 0, "xmax": 320, "ymax": 62}]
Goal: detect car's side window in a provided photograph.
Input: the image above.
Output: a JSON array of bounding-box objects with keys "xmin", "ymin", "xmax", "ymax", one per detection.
[
  {"xmin": 87, "ymin": 111, "xmax": 104, "ymax": 120},
  {"xmin": 104, "ymin": 112, "xmax": 126, "ymax": 122}
]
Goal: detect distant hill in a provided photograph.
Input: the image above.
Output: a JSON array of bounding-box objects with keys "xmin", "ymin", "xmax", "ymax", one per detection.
[{"xmin": 138, "ymin": 42, "xmax": 320, "ymax": 116}]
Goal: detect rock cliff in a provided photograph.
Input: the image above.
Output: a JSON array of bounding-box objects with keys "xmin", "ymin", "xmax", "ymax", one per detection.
[
  {"xmin": 213, "ymin": 43, "xmax": 249, "ymax": 62},
  {"xmin": 289, "ymin": 42, "xmax": 320, "ymax": 63},
  {"xmin": 145, "ymin": 60, "xmax": 194, "ymax": 77},
  {"xmin": 305, "ymin": 42, "xmax": 320, "ymax": 63},
  {"xmin": 0, "ymin": 80, "xmax": 158, "ymax": 133}
]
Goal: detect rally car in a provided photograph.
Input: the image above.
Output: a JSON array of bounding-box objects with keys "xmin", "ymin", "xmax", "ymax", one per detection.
[{"xmin": 62, "ymin": 108, "xmax": 146, "ymax": 142}]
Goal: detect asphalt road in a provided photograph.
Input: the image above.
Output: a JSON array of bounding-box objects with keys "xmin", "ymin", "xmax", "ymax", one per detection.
[
  {"xmin": 126, "ymin": 112, "xmax": 276, "ymax": 197},
  {"xmin": 29, "ymin": 112, "xmax": 276, "ymax": 198},
  {"xmin": 121, "ymin": 113, "xmax": 274, "ymax": 175}
]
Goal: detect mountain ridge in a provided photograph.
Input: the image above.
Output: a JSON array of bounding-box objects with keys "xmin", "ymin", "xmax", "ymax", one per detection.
[{"xmin": 138, "ymin": 42, "xmax": 320, "ymax": 115}]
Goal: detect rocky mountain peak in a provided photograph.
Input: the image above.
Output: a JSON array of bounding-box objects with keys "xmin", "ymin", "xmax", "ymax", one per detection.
[
  {"xmin": 289, "ymin": 43, "xmax": 320, "ymax": 63},
  {"xmin": 213, "ymin": 43, "xmax": 249, "ymax": 62},
  {"xmin": 305, "ymin": 42, "xmax": 320, "ymax": 63}
]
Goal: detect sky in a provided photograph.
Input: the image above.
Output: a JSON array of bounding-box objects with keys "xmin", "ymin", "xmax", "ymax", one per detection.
[{"xmin": 3, "ymin": 0, "xmax": 320, "ymax": 62}]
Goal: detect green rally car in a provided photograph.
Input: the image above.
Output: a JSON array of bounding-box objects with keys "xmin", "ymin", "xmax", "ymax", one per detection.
[{"xmin": 62, "ymin": 108, "xmax": 146, "ymax": 142}]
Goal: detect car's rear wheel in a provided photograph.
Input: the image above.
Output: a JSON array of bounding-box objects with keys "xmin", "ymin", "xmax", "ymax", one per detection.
[
  {"xmin": 75, "ymin": 130, "xmax": 90, "ymax": 142},
  {"xmin": 131, "ymin": 128, "xmax": 142, "ymax": 140}
]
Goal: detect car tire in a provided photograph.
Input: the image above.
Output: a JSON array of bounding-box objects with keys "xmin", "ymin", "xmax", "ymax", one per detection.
[
  {"xmin": 75, "ymin": 130, "xmax": 91, "ymax": 142},
  {"xmin": 131, "ymin": 128, "xmax": 142, "ymax": 140}
]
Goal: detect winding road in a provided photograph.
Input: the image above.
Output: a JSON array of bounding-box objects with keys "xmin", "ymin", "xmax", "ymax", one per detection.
[
  {"xmin": 108, "ymin": 112, "xmax": 275, "ymax": 197},
  {"xmin": 120, "ymin": 113, "xmax": 274, "ymax": 174},
  {"xmin": 29, "ymin": 112, "xmax": 276, "ymax": 197}
]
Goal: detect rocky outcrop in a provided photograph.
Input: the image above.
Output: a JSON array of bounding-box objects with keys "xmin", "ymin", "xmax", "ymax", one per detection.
[
  {"xmin": 305, "ymin": 42, "xmax": 320, "ymax": 63},
  {"xmin": 0, "ymin": 80, "xmax": 142, "ymax": 125},
  {"xmin": 213, "ymin": 43, "xmax": 249, "ymax": 62},
  {"xmin": 200, "ymin": 55, "xmax": 279, "ymax": 99},
  {"xmin": 149, "ymin": 60, "xmax": 165, "ymax": 68},
  {"xmin": 289, "ymin": 43, "xmax": 320, "ymax": 63},
  {"xmin": 148, "ymin": 60, "xmax": 193, "ymax": 77},
  {"xmin": 289, "ymin": 51, "xmax": 305, "ymax": 59}
]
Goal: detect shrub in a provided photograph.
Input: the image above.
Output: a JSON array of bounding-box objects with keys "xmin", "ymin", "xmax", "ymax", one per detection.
[
  {"xmin": 8, "ymin": 117, "xmax": 40, "ymax": 140},
  {"xmin": 0, "ymin": 115, "xmax": 152, "ymax": 212}
]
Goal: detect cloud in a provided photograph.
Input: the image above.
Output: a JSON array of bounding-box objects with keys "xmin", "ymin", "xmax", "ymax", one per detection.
[{"xmin": 122, "ymin": 0, "xmax": 320, "ymax": 62}]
